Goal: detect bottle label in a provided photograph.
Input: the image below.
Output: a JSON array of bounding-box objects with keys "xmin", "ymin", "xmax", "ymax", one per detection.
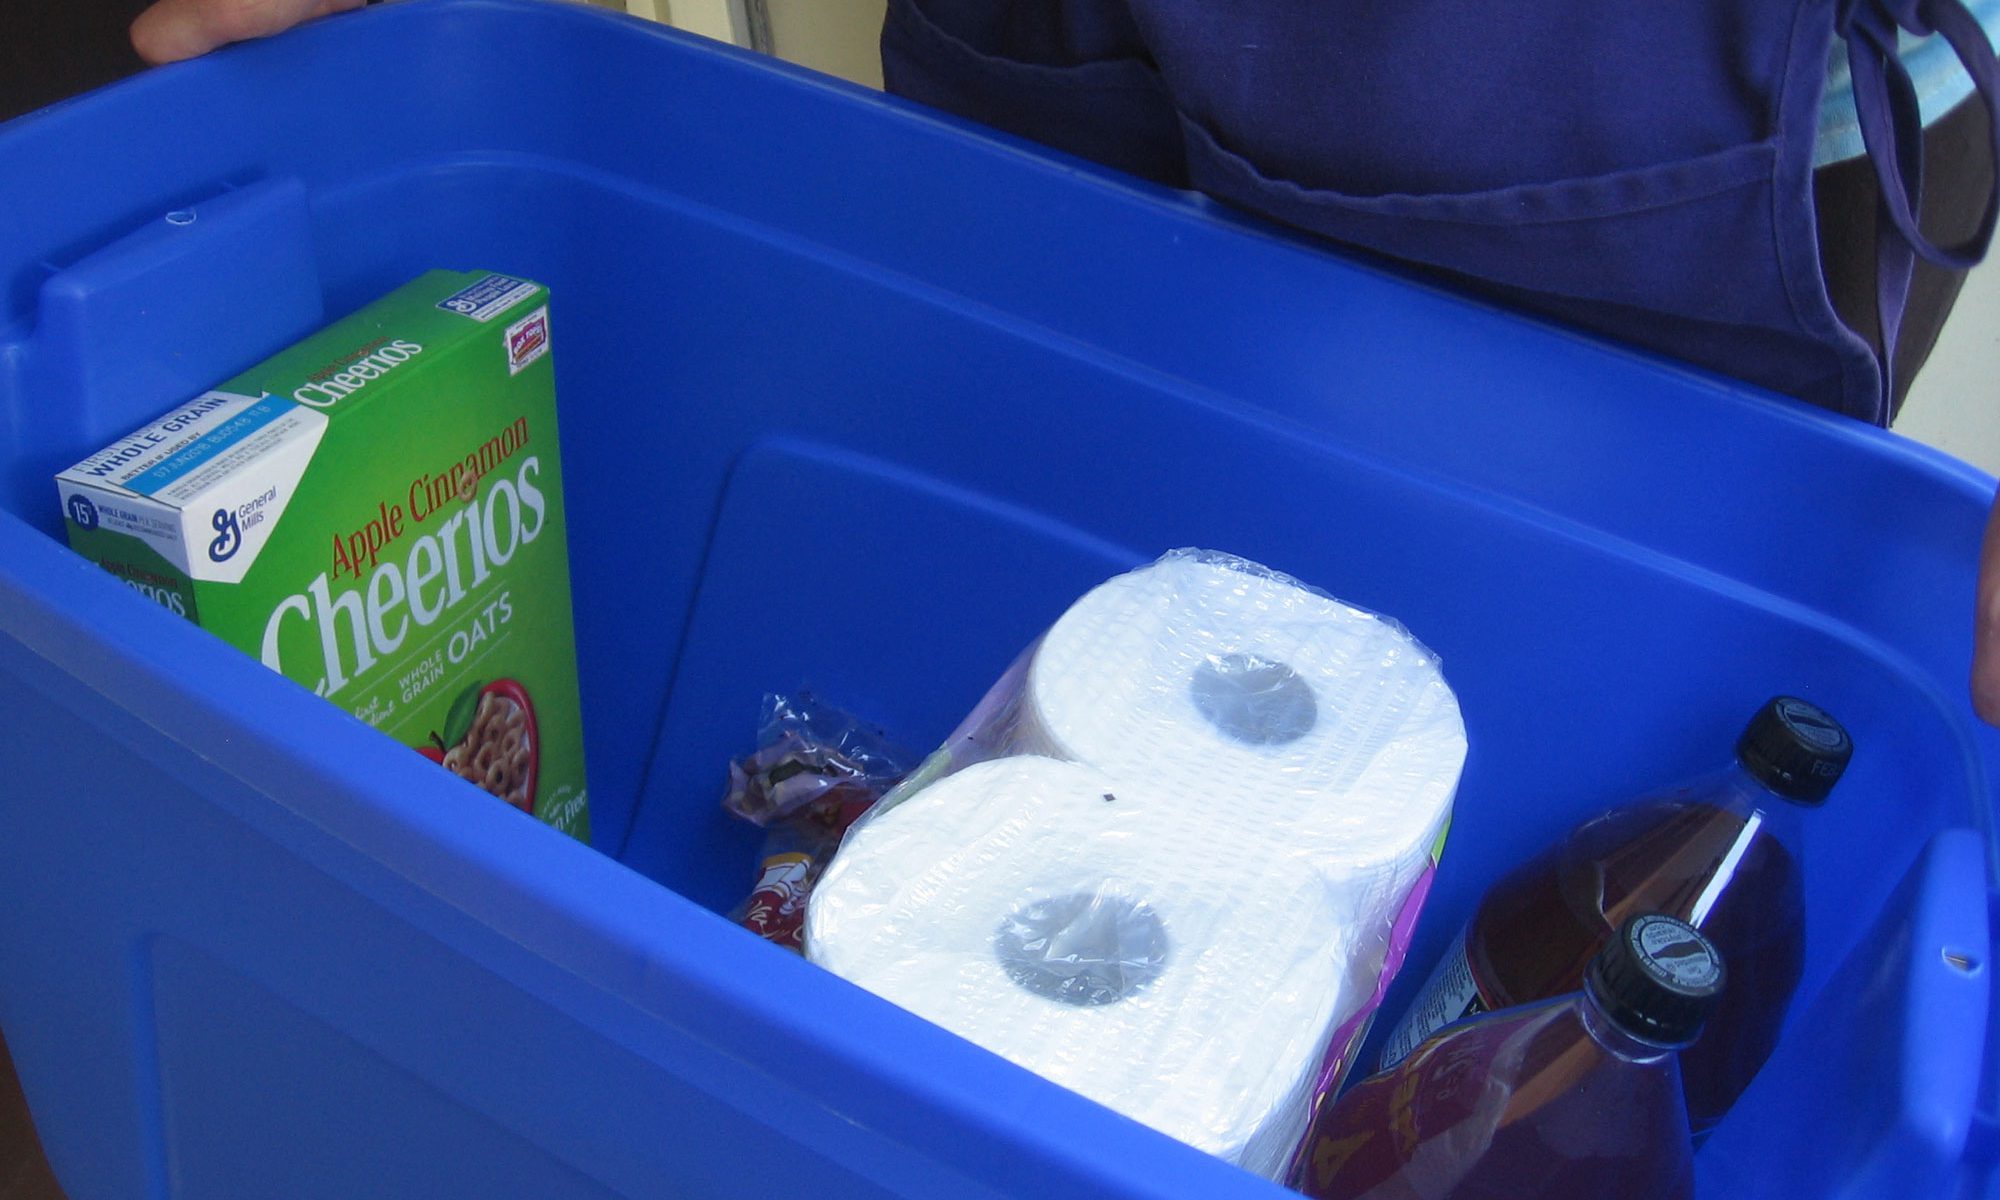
[
  {"xmin": 1377, "ymin": 924, "xmax": 1490, "ymax": 1069},
  {"xmin": 1301, "ymin": 1002, "xmax": 1545, "ymax": 1200}
]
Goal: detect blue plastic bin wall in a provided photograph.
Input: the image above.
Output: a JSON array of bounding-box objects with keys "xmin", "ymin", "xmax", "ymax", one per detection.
[{"xmin": 0, "ymin": 3, "xmax": 1992, "ymax": 1198}]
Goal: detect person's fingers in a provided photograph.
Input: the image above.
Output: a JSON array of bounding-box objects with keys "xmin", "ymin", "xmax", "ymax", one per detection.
[
  {"xmin": 1971, "ymin": 485, "xmax": 2000, "ymax": 725},
  {"xmin": 130, "ymin": 0, "xmax": 363, "ymax": 65}
]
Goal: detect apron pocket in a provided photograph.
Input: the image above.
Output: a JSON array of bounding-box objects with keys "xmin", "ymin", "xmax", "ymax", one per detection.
[
  {"xmin": 1180, "ymin": 112, "xmax": 1875, "ymax": 418},
  {"xmin": 1180, "ymin": 110, "xmax": 1786, "ymax": 325},
  {"xmin": 882, "ymin": 0, "xmax": 1186, "ymax": 183}
]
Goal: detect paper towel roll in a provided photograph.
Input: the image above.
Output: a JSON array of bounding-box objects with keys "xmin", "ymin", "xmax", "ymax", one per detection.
[
  {"xmin": 807, "ymin": 756, "xmax": 1359, "ymax": 1177},
  {"xmin": 1018, "ymin": 551, "xmax": 1464, "ymax": 904}
]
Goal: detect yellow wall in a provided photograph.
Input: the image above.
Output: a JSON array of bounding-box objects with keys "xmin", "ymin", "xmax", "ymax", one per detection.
[{"xmin": 762, "ymin": 0, "xmax": 887, "ymax": 89}]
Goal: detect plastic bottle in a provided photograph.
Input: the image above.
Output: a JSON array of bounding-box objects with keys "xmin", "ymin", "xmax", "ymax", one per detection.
[
  {"xmin": 1299, "ymin": 914, "xmax": 1725, "ymax": 1200},
  {"xmin": 1377, "ymin": 696, "xmax": 1850, "ymax": 1138}
]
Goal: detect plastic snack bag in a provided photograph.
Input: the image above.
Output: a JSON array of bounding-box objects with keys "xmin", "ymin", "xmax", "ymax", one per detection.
[{"xmin": 723, "ymin": 692, "xmax": 913, "ymax": 952}]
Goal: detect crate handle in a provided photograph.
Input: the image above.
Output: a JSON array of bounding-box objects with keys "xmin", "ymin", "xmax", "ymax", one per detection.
[
  {"xmin": 1700, "ymin": 826, "xmax": 1992, "ymax": 1196},
  {"xmin": 28, "ymin": 176, "xmax": 325, "ymax": 451}
]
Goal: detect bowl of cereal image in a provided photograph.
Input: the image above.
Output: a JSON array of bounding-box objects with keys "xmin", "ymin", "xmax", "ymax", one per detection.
[{"xmin": 417, "ymin": 678, "xmax": 540, "ymax": 814}]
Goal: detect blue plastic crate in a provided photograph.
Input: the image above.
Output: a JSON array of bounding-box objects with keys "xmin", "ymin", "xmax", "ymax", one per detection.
[{"xmin": 0, "ymin": 2, "xmax": 1991, "ymax": 1196}]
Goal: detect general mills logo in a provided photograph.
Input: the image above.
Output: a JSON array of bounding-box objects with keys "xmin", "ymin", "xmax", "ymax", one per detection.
[
  {"xmin": 442, "ymin": 297, "xmax": 480, "ymax": 315},
  {"xmin": 66, "ymin": 494, "xmax": 99, "ymax": 530},
  {"xmin": 207, "ymin": 507, "xmax": 242, "ymax": 562}
]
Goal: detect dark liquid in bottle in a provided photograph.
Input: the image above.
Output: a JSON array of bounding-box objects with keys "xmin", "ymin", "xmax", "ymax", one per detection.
[
  {"xmin": 1470, "ymin": 797, "xmax": 1802, "ymax": 1133},
  {"xmin": 1303, "ymin": 998, "xmax": 1694, "ymax": 1200}
]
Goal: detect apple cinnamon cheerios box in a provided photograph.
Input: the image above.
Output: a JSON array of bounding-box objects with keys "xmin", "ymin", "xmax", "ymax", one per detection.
[{"xmin": 56, "ymin": 271, "xmax": 590, "ymax": 842}]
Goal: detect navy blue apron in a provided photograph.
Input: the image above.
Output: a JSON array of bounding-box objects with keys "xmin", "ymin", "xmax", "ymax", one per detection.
[{"xmin": 883, "ymin": 0, "xmax": 1999, "ymax": 424}]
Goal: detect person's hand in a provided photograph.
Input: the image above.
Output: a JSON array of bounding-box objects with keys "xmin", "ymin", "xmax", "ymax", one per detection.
[
  {"xmin": 1973, "ymin": 486, "xmax": 2000, "ymax": 725},
  {"xmin": 130, "ymin": 0, "xmax": 363, "ymax": 65}
]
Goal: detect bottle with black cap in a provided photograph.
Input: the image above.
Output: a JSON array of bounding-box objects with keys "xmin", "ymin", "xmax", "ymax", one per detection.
[
  {"xmin": 1378, "ymin": 695, "xmax": 1851, "ymax": 1139},
  {"xmin": 1303, "ymin": 914, "xmax": 1725, "ymax": 1200}
]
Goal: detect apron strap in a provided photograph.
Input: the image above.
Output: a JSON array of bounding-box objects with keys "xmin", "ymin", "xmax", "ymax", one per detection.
[
  {"xmin": 1842, "ymin": 0, "xmax": 1999, "ymax": 414},
  {"xmin": 1847, "ymin": 0, "xmax": 1999, "ymax": 269}
]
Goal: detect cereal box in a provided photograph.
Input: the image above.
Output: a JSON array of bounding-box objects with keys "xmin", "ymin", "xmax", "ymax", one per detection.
[{"xmin": 56, "ymin": 271, "xmax": 589, "ymax": 842}]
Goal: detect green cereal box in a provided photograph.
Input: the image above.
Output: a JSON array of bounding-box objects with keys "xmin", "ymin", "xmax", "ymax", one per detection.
[{"xmin": 56, "ymin": 270, "xmax": 590, "ymax": 842}]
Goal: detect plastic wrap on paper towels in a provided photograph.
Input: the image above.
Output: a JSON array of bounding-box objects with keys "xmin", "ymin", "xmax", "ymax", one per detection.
[
  {"xmin": 810, "ymin": 757, "xmax": 1355, "ymax": 1174},
  {"xmin": 805, "ymin": 550, "xmax": 1467, "ymax": 1179},
  {"xmin": 1022, "ymin": 551, "xmax": 1464, "ymax": 908}
]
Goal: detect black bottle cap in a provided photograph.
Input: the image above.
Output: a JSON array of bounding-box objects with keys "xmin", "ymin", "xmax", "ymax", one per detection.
[
  {"xmin": 1586, "ymin": 914, "xmax": 1725, "ymax": 1046},
  {"xmin": 1735, "ymin": 696, "xmax": 1852, "ymax": 805}
]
